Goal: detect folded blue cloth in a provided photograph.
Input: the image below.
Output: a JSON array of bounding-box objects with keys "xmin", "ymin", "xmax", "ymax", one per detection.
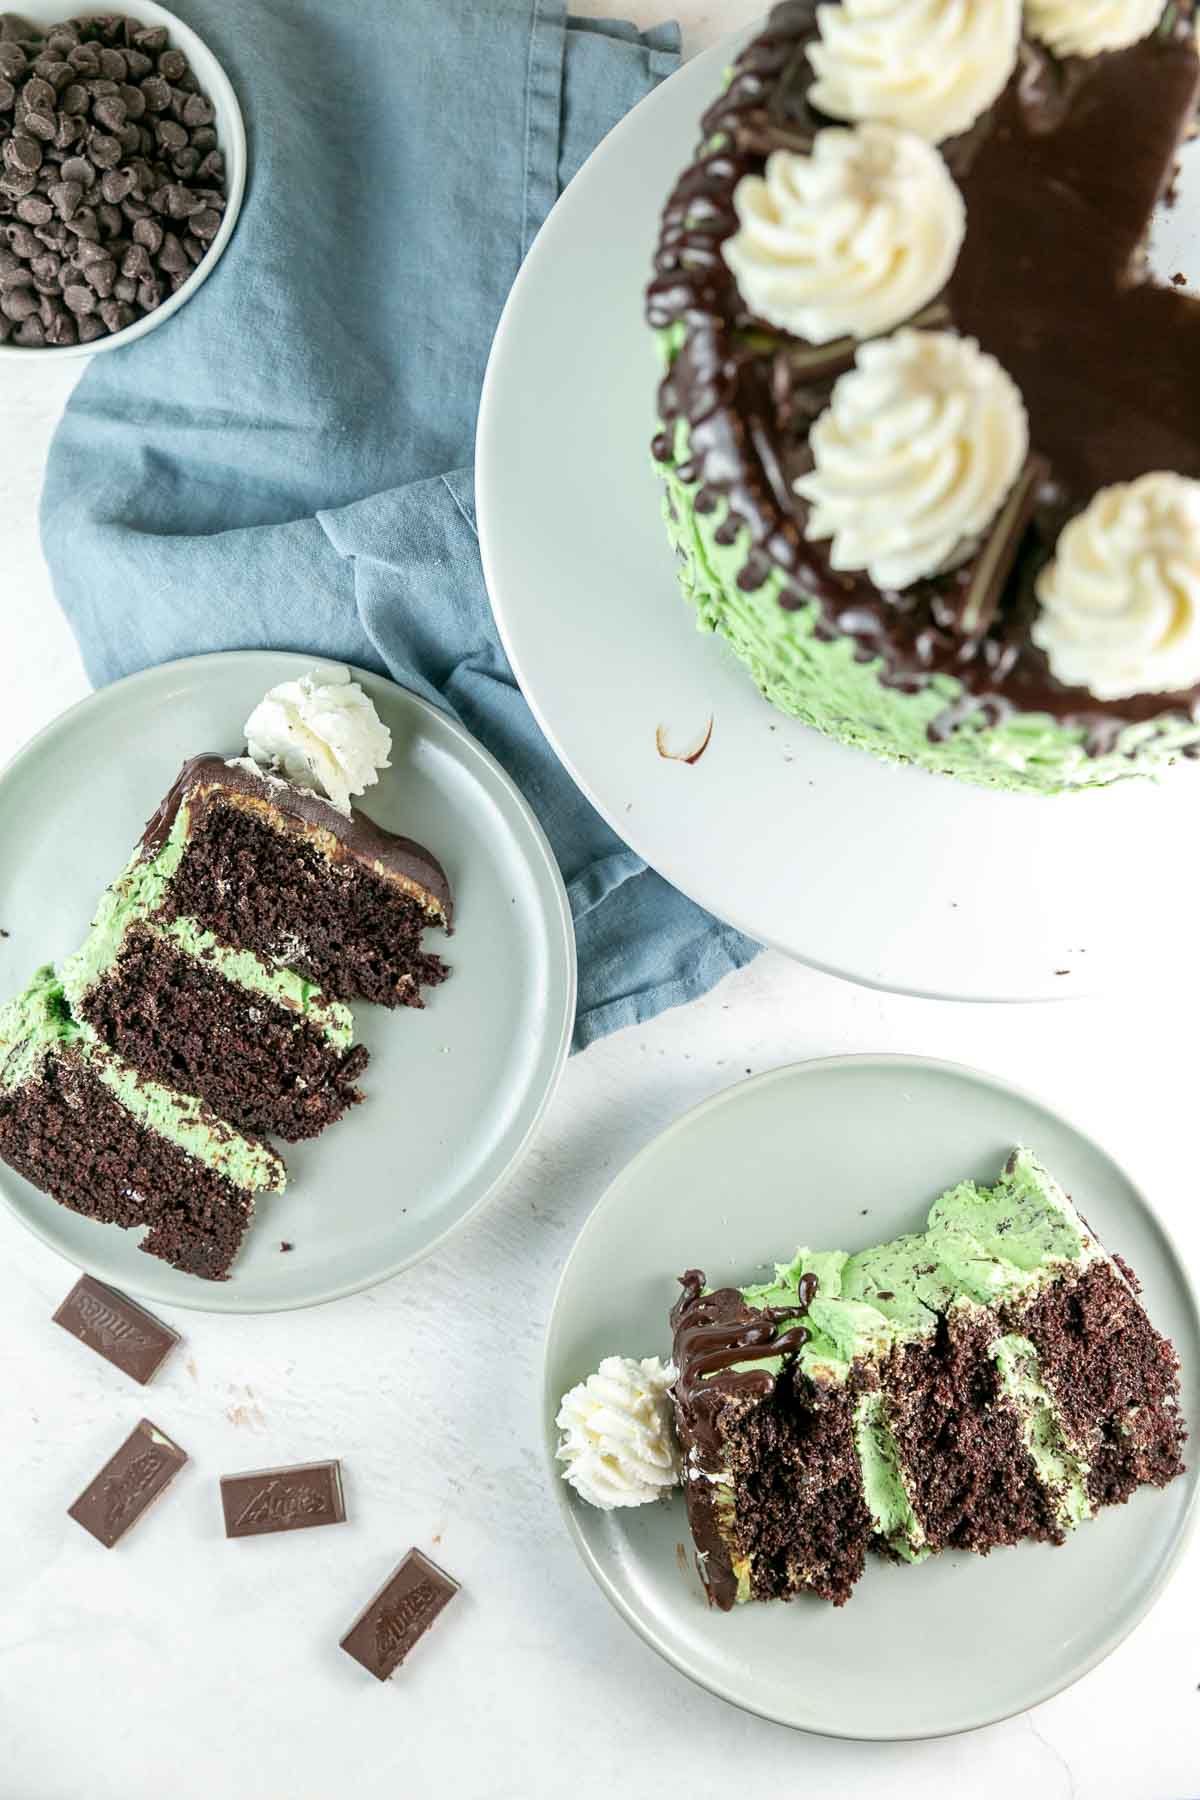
[{"xmin": 41, "ymin": 0, "xmax": 760, "ymax": 1049}]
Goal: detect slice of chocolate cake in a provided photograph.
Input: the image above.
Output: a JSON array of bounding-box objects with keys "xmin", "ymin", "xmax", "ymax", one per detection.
[
  {"xmin": 0, "ymin": 967, "xmax": 284, "ymax": 1281},
  {"xmin": 138, "ymin": 756, "xmax": 452, "ymax": 1010},
  {"xmin": 60, "ymin": 828, "xmax": 370, "ymax": 1144},
  {"xmin": 670, "ymin": 1150, "xmax": 1185, "ymax": 1608}
]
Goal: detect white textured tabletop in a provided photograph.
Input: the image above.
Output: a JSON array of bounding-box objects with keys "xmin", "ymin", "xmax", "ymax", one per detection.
[{"xmin": 2, "ymin": 7, "xmax": 1198, "ymax": 1797}]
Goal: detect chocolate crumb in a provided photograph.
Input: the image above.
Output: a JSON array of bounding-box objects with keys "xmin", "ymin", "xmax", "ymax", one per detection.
[{"xmin": 279, "ymin": 1241, "xmax": 293, "ymax": 1253}]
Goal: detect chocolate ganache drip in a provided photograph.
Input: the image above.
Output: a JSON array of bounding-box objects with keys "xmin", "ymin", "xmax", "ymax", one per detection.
[
  {"xmin": 670, "ymin": 1267, "xmax": 818, "ymax": 1467},
  {"xmin": 646, "ymin": 0, "xmax": 1200, "ymax": 753}
]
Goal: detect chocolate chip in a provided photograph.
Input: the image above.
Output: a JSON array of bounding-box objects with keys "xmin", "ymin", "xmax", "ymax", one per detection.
[
  {"xmin": 3, "ymin": 131, "xmax": 40, "ymax": 172},
  {"xmin": 92, "ymin": 92, "xmax": 125, "ymax": 131},
  {"xmin": 119, "ymin": 192, "xmax": 149, "ymax": 220},
  {"xmin": 14, "ymin": 191, "xmax": 49, "ymax": 223},
  {"xmin": 154, "ymin": 118, "xmax": 185, "ymax": 153},
  {"xmin": 130, "ymin": 213, "xmax": 160, "ymax": 252},
  {"xmin": 84, "ymin": 253, "xmax": 115, "ymax": 295},
  {"xmin": 47, "ymin": 177, "xmax": 81, "ymax": 217},
  {"xmin": 179, "ymin": 91, "xmax": 212, "ymax": 129},
  {"xmin": 33, "ymin": 220, "xmax": 66, "ymax": 248},
  {"xmin": 96, "ymin": 199, "xmax": 121, "ymax": 236},
  {"xmin": 188, "ymin": 206, "xmax": 220, "ymax": 242},
  {"xmin": 76, "ymin": 309, "xmax": 105, "ymax": 341},
  {"xmin": 195, "ymin": 149, "xmax": 223, "ymax": 182},
  {"xmin": 0, "ymin": 261, "xmax": 31, "ymax": 289},
  {"xmin": 0, "ymin": 282, "xmax": 36, "ymax": 318},
  {"xmin": 4, "ymin": 220, "xmax": 38, "ymax": 257},
  {"xmin": 19, "ymin": 104, "xmax": 54, "ymax": 142},
  {"xmin": 65, "ymin": 206, "xmax": 98, "ymax": 241},
  {"xmin": 46, "ymin": 29, "xmax": 79, "ymax": 56},
  {"xmin": 34, "ymin": 57, "xmax": 71, "ymax": 91},
  {"xmin": 98, "ymin": 295, "xmax": 133, "ymax": 331},
  {"xmin": 44, "ymin": 303, "xmax": 76, "ymax": 344},
  {"xmin": 157, "ymin": 229, "xmax": 186, "ymax": 273},
  {"xmin": 123, "ymin": 47, "xmax": 151, "ymax": 80},
  {"xmin": 112, "ymin": 273, "xmax": 135, "ymax": 301},
  {"xmin": 133, "ymin": 26, "xmax": 168, "ymax": 54},
  {"xmin": 29, "ymin": 249, "xmax": 57, "ymax": 281},
  {"xmin": 170, "ymin": 146, "xmax": 196, "ymax": 178},
  {"xmin": 67, "ymin": 43, "xmax": 101, "ymax": 75},
  {"xmin": 59, "ymin": 155, "xmax": 93, "ymax": 186},
  {"xmin": 118, "ymin": 80, "xmax": 144, "ymax": 119},
  {"xmin": 139, "ymin": 73, "xmax": 169, "ymax": 111},
  {"xmin": 53, "ymin": 112, "xmax": 84, "ymax": 150},
  {"xmin": 99, "ymin": 163, "xmax": 134, "ymax": 203},
  {"xmin": 0, "ymin": 44, "xmax": 28, "ymax": 80},
  {"xmin": 0, "ymin": 77, "xmax": 14, "ymax": 111},
  {"xmin": 21, "ymin": 74, "xmax": 53, "ymax": 113},
  {"xmin": 62, "ymin": 280, "xmax": 95, "ymax": 314},
  {"xmin": 182, "ymin": 231, "xmax": 203, "ymax": 264},
  {"xmin": 119, "ymin": 238, "xmax": 150, "ymax": 277},
  {"xmin": 98, "ymin": 47, "xmax": 127, "ymax": 81},
  {"xmin": 157, "ymin": 48, "xmax": 186, "ymax": 82},
  {"xmin": 164, "ymin": 181, "xmax": 201, "ymax": 219},
  {"xmin": 135, "ymin": 275, "xmax": 160, "ymax": 309},
  {"xmin": 87, "ymin": 131, "xmax": 119, "ymax": 169},
  {"xmin": 190, "ymin": 126, "xmax": 215, "ymax": 152},
  {"xmin": 14, "ymin": 311, "xmax": 45, "ymax": 344}
]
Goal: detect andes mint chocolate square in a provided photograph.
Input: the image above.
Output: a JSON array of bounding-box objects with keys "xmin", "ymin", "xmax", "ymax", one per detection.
[
  {"xmin": 221, "ymin": 1460, "xmax": 346, "ymax": 1538},
  {"xmin": 53, "ymin": 1275, "xmax": 178, "ymax": 1384},
  {"xmin": 340, "ymin": 1549, "xmax": 460, "ymax": 1681},
  {"xmin": 68, "ymin": 1419, "xmax": 187, "ymax": 1547}
]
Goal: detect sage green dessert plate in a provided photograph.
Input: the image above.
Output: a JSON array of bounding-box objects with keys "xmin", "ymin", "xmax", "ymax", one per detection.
[
  {"xmin": 543, "ymin": 1056, "xmax": 1199, "ymax": 1739},
  {"xmin": 478, "ymin": 29, "xmax": 1200, "ymax": 1002},
  {"xmin": 0, "ymin": 652, "xmax": 575, "ymax": 1313}
]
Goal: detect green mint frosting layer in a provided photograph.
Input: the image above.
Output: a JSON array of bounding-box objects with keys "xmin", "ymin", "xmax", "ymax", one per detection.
[
  {"xmin": 0, "ymin": 963, "xmax": 284, "ymax": 1195},
  {"xmin": 727, "ymin": 1149, "xmax": 1103, "ymax": 1569},
  {"xmin": 59, "ymin": 801, "xmax": 353, "ymax": 1050},
  {"xmin": 0, "ymin": 964, "xmax": 78, "ymax": 1091},
  {"xmin": 653, "ymin": 407, "xmax": 1200, "ymax": 794},
  {"xmin": 992, "ymin": 1333, "xmax": 1093, "ymax": 1531}
]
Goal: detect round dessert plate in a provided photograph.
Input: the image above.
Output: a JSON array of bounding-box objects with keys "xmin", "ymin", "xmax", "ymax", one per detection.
[
  {"xmin": 543, "ymin": 1056, "xmax": 1200, "ymax": 1739},
  {"xmin": 0, "ymin": 0, "xmax": 247, "ymax": 363},
  {"xmin": 0, "ymin": 651, "xmax": 575, "ymax": 1312},
  {"xmin": 478, "ymin": 30, "xmax": 1200, "ymax": 1004}
]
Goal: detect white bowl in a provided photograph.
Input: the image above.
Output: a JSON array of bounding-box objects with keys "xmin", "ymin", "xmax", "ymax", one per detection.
[{"xmin": 0, "ymin": 0, "xmax": 246, "ymax": 359}]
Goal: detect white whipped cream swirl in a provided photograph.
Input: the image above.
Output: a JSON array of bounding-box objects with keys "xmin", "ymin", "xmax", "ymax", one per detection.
[
  {"xmin": 795, "ymin": 328, "xmax": 1029, "ymax": 590},
  {"xmin": 555, "ymin": 1356, "xmax": 681, "ymax": 1511},
  {"xmin": 722, "ymin": 125, "xmax": 965, "ymax": 345},
  {"xmin": 244, "ymin": 666, "xmax": 392, "ymax": 817},
  {"xmin": 807, "ymin": 0, "xmax": 1021, "ymax": 143},
  {"xmin": 1024, "ymin": 0, "xmax": 1163, "ymax": 57},
  {"xmin": 1033, "ymin": 474, "xmax": 1200, "ymax": 701}
]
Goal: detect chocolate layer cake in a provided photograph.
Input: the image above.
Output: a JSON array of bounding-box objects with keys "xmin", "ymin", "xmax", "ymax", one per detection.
[
  {"xmin": 138, "ymin": 756, "xmax": 452, "ymax": 1009},
  {"xmin": 0, "ymin": 967, "xmax": 284, "ymax": 1281},
  {"xmin": 647, "ymin": 1, "xmax": 1200, "ymax": 791},
  {"xmin": 670, "ymin": 1150, "xmax": 1185, "ymax": 1607}
]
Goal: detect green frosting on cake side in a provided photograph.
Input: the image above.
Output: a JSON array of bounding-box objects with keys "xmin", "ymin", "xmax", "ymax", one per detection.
[
  {"xmin": 654, "ymin": 418, "xmax": 1200, "ymax": 795},
  {"xmin": 59, "ymin": 804, "xmax": 354, "ymax": 1050},
  {"xmin": 0, "ymin": 962, "xmax": 284, "ymax": 1195},
  {"xmin": 713, "ymin": 1150, "xmax": 1104, "ymax": 1587}
]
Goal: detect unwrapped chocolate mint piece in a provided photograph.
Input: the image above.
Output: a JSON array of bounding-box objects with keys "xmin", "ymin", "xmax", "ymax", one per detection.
[
  {"xmin": 68, "ymin": 1418, "xmax": 187, "ymax": 1547},
  {"xmin": 221, "ymin": 1460, "xmax": 345, "ymax": 1539},
  {"xmin": 340, "ymin": 1549, "xmax": 460, "ymax": 1681},
  {"xmin": 53, "ymin": 1274, "xmax": 178, "ymax": 1384}
]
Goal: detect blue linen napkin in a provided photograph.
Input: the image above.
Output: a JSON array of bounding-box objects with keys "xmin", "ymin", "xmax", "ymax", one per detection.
[{"xmin": 40, "ymin": 0, "xmax": 760, "ymax": 1050}]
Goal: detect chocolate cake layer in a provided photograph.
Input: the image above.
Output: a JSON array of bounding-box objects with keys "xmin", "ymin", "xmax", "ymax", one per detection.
[
  {"xmin": 76, "ymin": 924, "xmax": 369, "ymax": 1142},
  {"xmin": 647, "ymin": 0, "xmax": 1200, "ymax": 752},
  {"xmin": 0, "ymin": 1050, "xmax": 257, "ymax": 1281},
  {"xmin": 147, "ymin": 759, "xmax": 451, "ymax": 1009},
  {"xmin": 883, "ymin": 1311, "xmax": 1064, "ymax": 1555},
  {"xmin": 1015, "ymin": 1259, "xmax": 1186, "ymax": 1505}
]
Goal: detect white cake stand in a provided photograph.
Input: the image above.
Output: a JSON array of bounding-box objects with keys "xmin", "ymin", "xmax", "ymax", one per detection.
[{"xmin": 477, "ymin": 27, "xmax": 1200, "ymax": 1002}]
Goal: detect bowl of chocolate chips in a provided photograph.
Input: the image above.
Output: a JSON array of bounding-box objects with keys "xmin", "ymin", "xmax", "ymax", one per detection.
[{"xmin": 0, "ymin": 1, "xmax": 245, "ymax": 354}]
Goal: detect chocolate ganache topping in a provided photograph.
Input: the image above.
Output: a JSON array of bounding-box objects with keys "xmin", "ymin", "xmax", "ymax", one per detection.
[
  {"xmin": 670, "ymin": 1267, "xmax": 818, "ymax": 1467},
  {"xmin": 139, "ymin": 754, "xmax": 453, "ymax": 925},
  {"xmin": 647, "ymin": 0, "xmax": 1200, "ymax": 751}
]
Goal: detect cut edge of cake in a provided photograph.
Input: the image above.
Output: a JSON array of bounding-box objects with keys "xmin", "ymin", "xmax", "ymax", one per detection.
[
  {"xmin": 670, "ymin": 1149, "xmax": 1186, "ymax": 1608},
  {"xmin": 0, "ymin": 965, "xmax": 285, "ymax": 1282}
]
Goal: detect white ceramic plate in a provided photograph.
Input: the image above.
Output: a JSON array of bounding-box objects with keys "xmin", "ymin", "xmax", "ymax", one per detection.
[
  {"xmin": 477, "ymin": 30, "xmax": 1200, "ymax": 1003},
  {"xmin": 0, "ymin": 0, "xmax": 246, "ymax": 361},
  {"xmin": 0, "ymin": 651, "xmax": 575, "ymax": 1311},
  {"xmin": 543, "ymin": 1056, "xmax": 1200, "ymax": 1739}
]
